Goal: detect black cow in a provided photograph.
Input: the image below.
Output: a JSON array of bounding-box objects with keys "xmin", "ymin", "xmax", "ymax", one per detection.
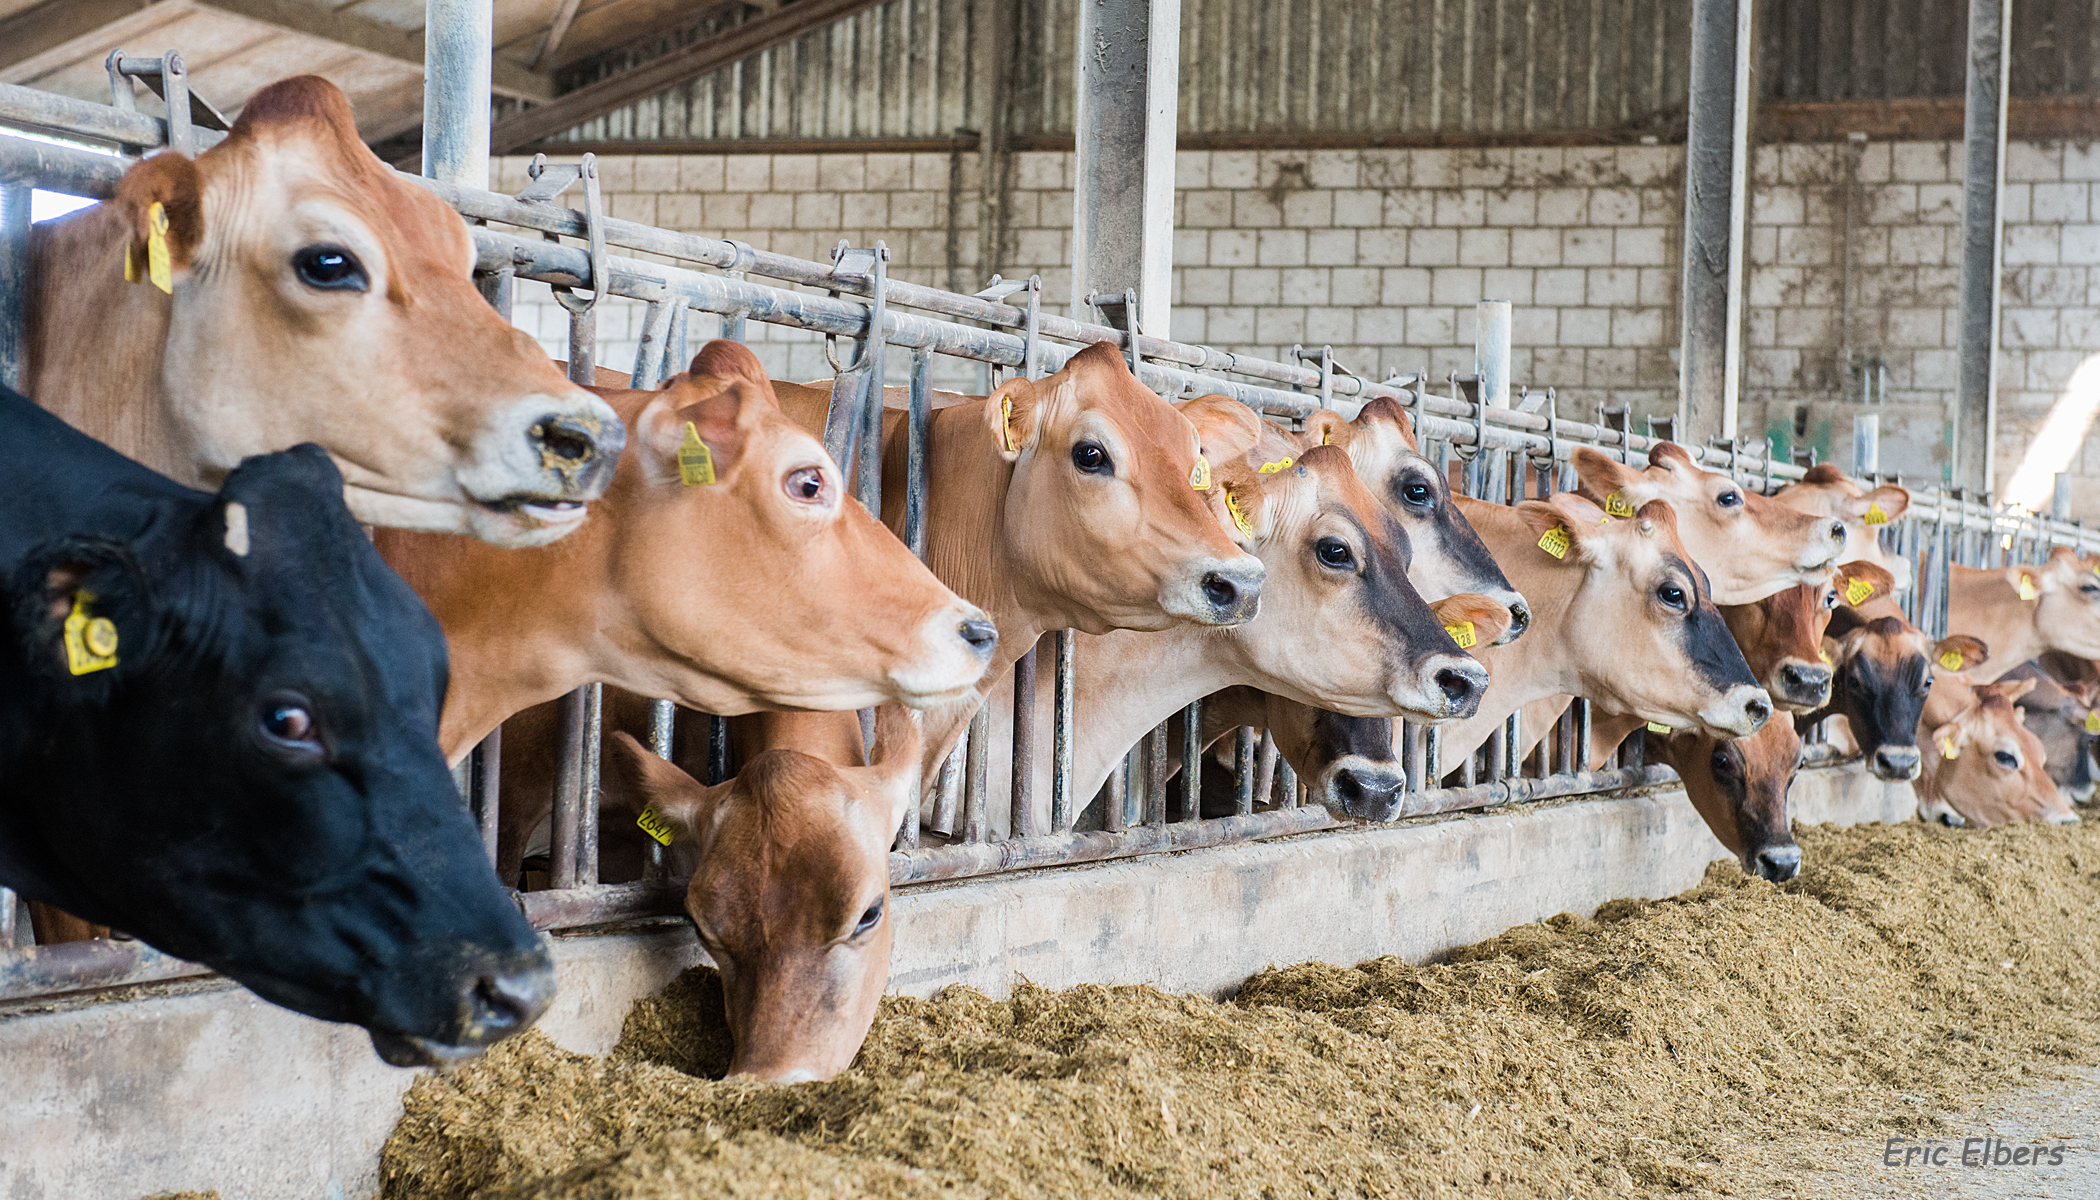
[{"xmin": 0, "ymin": 384, "xmax": 554, "ymax": 1066}]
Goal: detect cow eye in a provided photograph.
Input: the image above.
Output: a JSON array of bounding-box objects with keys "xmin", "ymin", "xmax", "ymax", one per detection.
[
  {"xmin": 1716, "ymin": 490, "xmax": 1743, "ymax": 508},
  {"xmin": 1919, "ymin": 675, "xmax": 1934, "ymax": 694},
  {"xmin": 1315, "ymin": 537, "xmax": 1356, "ymax": 570},
  {"xmin": 1657, "ymin": 583, "xmax": 1687, "ymax": 610},
  {"xmin": 1824, "ymin": 589, "xmax": 1841, "ymax": 609},
  {"xmin": 1710, "ymin": 747, "xmax": 1737, "ymax": 776},
  {"xmin": 852, "ymin": 898, "xmax": 884, "ymax": 938},
  {"xmin": 1400, "ymin": 480, "xmax": 1434, "ymax": 508},
  {"xmin": 292, "ymin": 244, "xmax": 368, "ymax": 292},
  {"xmin": 1071, "ymin": 441, "xmax": 1112, "ymax": 475},
  {"xmin": 259, "ymin": 696, "xmax": 322, "ymax": 755},
  {"xmin": 784, "ymin": 467, "xmax": 826, "ymax": 504},
  {"xmin": 1994, "ymin": 749, "xmax": 2019, "ymax": 769}
]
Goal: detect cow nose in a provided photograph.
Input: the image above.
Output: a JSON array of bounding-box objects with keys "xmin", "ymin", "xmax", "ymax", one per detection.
[
  {"xmin": 1192, "ymin": 559, "xmax": 1264, "ymax": 623},
  {"xmin": 1742, "ymin": 695, "xmax": 1773, "ymax": 730},
  {"xmin": 1429, "ymin": 658, "xmax": 1488, "ymax": 718},
  {"xmin": 465, "ymin": 963, "xmax": 557, "ymax": 1041},
  {"xmin": 529, "ymin": 413, "xmax": 602, "ymax": 469},
  {"xmin": 1331, "ymin": 768, "xmax": 1405, "ymax": 823},
  {"xmin": 2047, "ymin": 807, "xmax": 2083, "ymax": 825},
  {"xmin": 1779, "ymin": 663, "xmax": 1832, "ymax": 704},
  {"xmin": 1753, "ymin": 844, "xmax": 1802, "ymax": 882},
  {"xmin": 1871, "ymin": 745, "xmax": 1922, "ymax": 781},
  {"xmin": 1498, "ymin": 596, "xmax": 1531, "ymax": 644},
  {"xmin": 958, "ymin": 617, "xmax": 999, "ymax": 658}
]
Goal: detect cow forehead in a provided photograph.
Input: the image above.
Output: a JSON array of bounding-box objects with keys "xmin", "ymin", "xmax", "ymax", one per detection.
[{"xmin": 216, "ymin": 137, "xmax": 472, "ymax": 274}]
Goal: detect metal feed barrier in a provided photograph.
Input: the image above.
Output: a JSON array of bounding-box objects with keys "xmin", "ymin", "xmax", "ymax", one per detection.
[{"xmin": 0, "ymin": 67, "xmax": 2094, "ymax": 1002}]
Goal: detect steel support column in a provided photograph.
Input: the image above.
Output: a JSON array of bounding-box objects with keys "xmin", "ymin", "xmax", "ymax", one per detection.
[
  {"xmin": 1677, "ymin": 0, "xmax": 1753, "ymax": 446},
  {"xmin": 424, "ymin": 0, "xmax": 493, "ymax": 188},
  {"xmin": 0, "ymin": 185, "xmax": 29, "ymax": 392},
  {"xmin": 1070, "ymin": 0, "xmax": 1181, "ymax": 333},
  {"xmin": 1954, "ymin": 0, "xmax": 2012, "ymax": 494}
]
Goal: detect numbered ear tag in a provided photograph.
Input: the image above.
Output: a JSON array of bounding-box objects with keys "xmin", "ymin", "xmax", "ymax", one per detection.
[
  {"xmin": 1537, "ymin": 525, "xmax": 1571, "ymax": 559},
  {"xmin": 1646, "ymin": 722, "xmax": 1672, "ymax": 735},
  {"xmin": 1863, "ymin": 502, "xmax": 1889, "ymax": 525},
  {"xmin": 1603, "ymin": 491, "xmax": 1637, "ymax": 519},
  {"xmin": 2018, "ymin": 574, "xmax": 2039, "ymax": 601},
  {"xmin": 1845, "ymin": 577, "xmax": 1875, "ymax": 605},
  {"xmin": 636, "ymin": 805, "xmax": 676, "ymax": 846},
  {"xmin": 676, "ymin": 422, "xmax": 717, "ymax": 486},
  {"xmin": 2085, "ymin": 711, "xmax": 2100, "ymax": 735},
  {"xmin": 1257, "ymin": 456, "xmax": 1293, "ymax": 474},
  {"xmin": 146, "ymin": 201, "xmax": 173, "ymax": 295},
  {"xmin": 1819, "ymin": 649, "xmax": 1834, "ymax": 666},
  {"xmin": 1939, "ymin": 731, "xmax": 1960, "ymax": 760},
  {"xmin": 999, "ymin": 394, "xmax": 1017, "ymax": 453},
  {"xmin": 1444, "ymin": 621, "xmax": 1476, "ymax": 650},
  {"xmin": 61, "ymin": 592, "xmax": 118, "ymax": 676},
  {"xmin": 1938, "ymin": 649, "xmax": 1965, "ymax": 671},
  {"xmin": 1189, "ymin": 455, "xmax": 1211, "ymax": 491},
  {"xmin": 1225, "ymin": 488, "xmax": 1254, "ymax": 536}
]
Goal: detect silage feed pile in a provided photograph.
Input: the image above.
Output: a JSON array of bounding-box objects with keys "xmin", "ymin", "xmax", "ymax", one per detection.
[{"xmin": 382, "ymin": 820, "xmax": 2100, "ymax": 1199}]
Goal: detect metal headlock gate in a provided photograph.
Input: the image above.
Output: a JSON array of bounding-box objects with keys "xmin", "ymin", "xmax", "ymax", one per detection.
[{"xmin": 3, "ymin": 63, "xmax": 2098, "ymax": 1003}]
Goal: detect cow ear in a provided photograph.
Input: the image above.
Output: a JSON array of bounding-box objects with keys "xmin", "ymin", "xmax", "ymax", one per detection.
[
  {"xmin": 983, "ymin": 376, "xmax": 1046, "ymax": 462},
  {"xmin": 1929, "ymin": 720, "xmax": 1968, "ymax": 761},
  {"xmin": 1832, "ymin": 559, "xmax": 1896, "ymax": 607},
  {"xmin": 1515, "ymin": 492, "xmax": 1611, "ymax": 564},
  {"xmin": 9, "ymin": 537, "xmax": 152, "ymax": 689},
  {"xmin": 604, "ymin": 732, "xmax": 716, "ymax": 845},
  {"xmin": 1301, "ymin": 408, "xmax": 1357, "ymax": 452},
  {"xmin": 2005, "ymin": 564, "xmax": 2053, "ymax": 598},
  {"xmin": 1846, "ymin": 484, "xmax": 1910, "ymax": 524},
  {"xmin": 859, "ymin": 704, "xmax": 925, "ymax": 836},
  {"xmin": 113, "ymin": 151, "xmax": 204, "ymax": 287},
  {"xmin": 1349, "ymin": 398, "xmax": 1418, "ymax": 452},
  {"xmin": 639, "ymin": 377, "xmax": 767, "ymax": 485},
  {"xmin": 1175, "ymin": 394, "xmax": 1264, "ymax": 465},
  {"xmin": 1572, "ymin": 446, "xmax": 1645, "ymax": 502},
  {"xmin": 1988, "ymin": 676, "xmax": 2042, "ymax": 705},
  {"xmin": 1429, "ymin": 593, "xmax": 1512, "ymax": 649},
  {"xmin": 1934, "ymin": 634, "xmax": 1990, "ymax": 673},
  {"xmin": 687, "ymin": 339, "xmax": 769, "ymax": 389},
  {"xmin": 1647, "ymin": 441, "xmax": 1697, "ymax": 474}
]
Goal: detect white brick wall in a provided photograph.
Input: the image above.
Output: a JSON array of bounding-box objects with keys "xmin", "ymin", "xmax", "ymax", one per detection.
[{"xmin": 501, "ymin": 138, "xmax": 2100, "ymax": 512}]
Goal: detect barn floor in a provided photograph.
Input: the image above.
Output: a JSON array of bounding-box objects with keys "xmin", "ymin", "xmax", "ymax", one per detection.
[{"xmin": 376, "ymin": 818, "xmax": 2100, "ymax": 1200}]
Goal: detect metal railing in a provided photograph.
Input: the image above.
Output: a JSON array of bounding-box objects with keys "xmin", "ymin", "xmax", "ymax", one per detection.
[{"xmin": 3, "ymin": 71, "xmax": 2097, "ymax": 1001}]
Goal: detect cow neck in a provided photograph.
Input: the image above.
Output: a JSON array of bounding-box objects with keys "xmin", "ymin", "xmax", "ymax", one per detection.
[
  {"xmin": 25, "ymin": 207, "xmax": 193, "ymax": 484},
  {"xmin": 1426, "ymin": 499, "xmax": 1589, "ymax": 766},
  {"xmin": 1062, "ymin": 625, "xmax": 1249, "ymax": 803},
  {"xmin": 1946, "ymin": 566, "xmax": 2044, "ymax": 681}
]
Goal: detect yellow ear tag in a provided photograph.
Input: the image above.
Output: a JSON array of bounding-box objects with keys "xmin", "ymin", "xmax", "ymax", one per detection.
[
  {"xmin": 1537, "ymin": 525, "xmax": 1571, "ymax": 559},
  {"xmin": 2085, "ymin": 712, "xmax": 2100, "ymax": 735},
  {"xmin": 1444, "ymin": 621, "xmax": 1477, "ymax": 650},
  {"xmin": 1000, "ymin": 393, "xmax": 1017, "ymax": 453},
  {"xmin": 145, "ymin": 201, "xmax": 173, "ymax": 295},
  {"xmin": 1819, "ymin": 649, "xmax": 1834, "ymax": 666},
  {"xmin": 1257, "ymin": 456, "xmax": 1294, "ymax": 474},
  {"xmin": 1863, "ymin": 502, "xmax": 1889, "ymax": 525},
  {"xmin": 1319, "ymin": 426, "xmax": 1332, "ymax": 446},
  {"xmin": 676, "ymin": 422, "xmax": 717, "ymax": 486},
  {"xmin": 1845, "ymin": 577, "xmax": 1875, "ymax": 605},
  {"xmin": 1938, "ymin": 649, "xmax": 1965, "ymax": 671},
  {"xmin": 1225, "ymin": 488, "xmax": 1254, "ymax": 536},
  {"xmin": 1603, "ymin": 491, "xmax": 1637, "ymax": 519},
  {"xmin": 1939, "ymin": 731, "xmax": 1960, "ymax": 760},
  {"xmin": 1646, "ymin": 722, "xmax": 1672, "ymax": 735},
  {"xmin": 2017, "ymin": 574, "xmax": 2039, "ymax": 601},
  {"xmin": 1190, "ymin": 455, "xmax": 1211, "ymax": 491},
  {"xmin": 124, "ymin": 242, "xmax": 142, "ymax": 284},
  {"xmin": 636, "ymin": 804, "xmax": 676, "ymax": 846},
  {"xmin": 61, "ymin": 592, "xmax": 119, "ymax": 676}
]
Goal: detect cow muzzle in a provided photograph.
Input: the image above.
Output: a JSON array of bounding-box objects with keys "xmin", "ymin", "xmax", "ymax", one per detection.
[
  {"xmin": 1699, "ymin": 685, "xmax": 1773, "ymax": 738},
  {"xmin": 1314, "ymin": 757, "xmax": 1410, "ymax": 823},
  {"xmin": 1869, "ymin": 744, "xmax": 1922, "ymax": 781},
  {"xmin": 1773, "ymin": 660, "xmax": 1833, "ymax": 711},
  {"xmin": 1402, "ymin": 654, "xmax": 1489, "ymax": 723},
  {"xmin": 1748, "ymin": 843, "xmax": 1802, "ymax": 882},
  {"xmin": 1798, "ymin": 520, "xmax": 1848, "ymax": 569},
  {"xmin": 368, "ymin": 950, "xmax": 557, "ymax": 1068},
  {"xmin": 887, "ymin": 600, "xmax": 1000, "ymax": 707},
  {"xmin": 1162, "ymin": 555, "xmax": 1265, "ymax": 626},
  {"xmin": 458, "ymin": 391, "xmax": 629, "ymax": 547}
]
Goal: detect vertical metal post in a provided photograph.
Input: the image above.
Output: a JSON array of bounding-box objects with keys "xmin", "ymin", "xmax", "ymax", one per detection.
[
  {"xmin": 1678, "ymin": 0, "xmax": 1753, "ymax": 445},
  {"xmin": 1105, "ymin": 754, "xmax": 1130, "ymax": 832},
  {"xmin": 667, "ymin": 302, "xmax": 690, "ymax": 376},
  {"xmin": 1954, "ymin": 0, "xmax": 2012, "ymax": 493},
  {"xmin": 1070, "ymin": 0, "xmax": 1181, "ymax": 331},
  {"xmin": 858, "ymin": 246, "xmax": 888, "ymax": 518},
  {"xmin": 1276, "ymin": 755, "xmax": 1300, "ymax": 808},
  {"xmin": 0, "ymin": 186, "xmax": 30, "ymax": 392},
  {"xmin": 1853, "ymin": 412, "xmax": 1880, "ymax": 476},
  {"xmin": 634, "ymin": 298, "xmax": 677, "ymax": 388},
  {"xmin": 0, "ymin": 887, "xmax": 15, "ymax": 950},
  {"xmin": 1146, "ymin": 724, "xmax": 1169, "ymax": 826},
  {"xmin": 1253, "ymin": 731, "xmax": 1278, "ymax": 808},
  {"xmin": 931, "ymin": 742, "xmax": 964, "ymax": 837},
  {"xmin": 644, "ymin": 700, "xmax": 673, "ymax": 884},
  {"xmin": 1179, "ymin": 701, "xmax": 1203, "ymax": 821},
  {"xmin": 1011, "ymin": 642, "xmax": 1038, "ymax": 839},
  {"xmin": 159, "ymin": 53, "xmax": 195, "ymax": 158},
  {"xmin": 1051, "ymin": 629, "xmax": 1076, "ymax": 830},
  {"xmin": 550, "ymin": 688, "xmax": 586, "ymax": 890},
  {"xmin": 578, "ymin": 682, "xmax": 601, "ymax": 886},
  {"xmin": 1234, "ymin": 727, "xmax": 1257, "ymax": 816},
  {"xmin": 423, "ymin": 0, "xmax": 493, "ymax": 188},
  {"xmin": 905, "ymin": 347, "xmax": 934, "ymax": 559},
  {"xmin": 1475, "ymin": 301, "xmax": 1512, "ymax": 409},
  {"xmin": 473, "ymin": 727, "xmax": 501, "ymax": 868},
  {"xmin": 964, "ymin": 707, "xmax": 991, "ymax": 842}
]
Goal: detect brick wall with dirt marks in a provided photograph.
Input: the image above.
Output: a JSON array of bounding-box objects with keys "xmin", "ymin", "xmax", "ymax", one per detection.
[{"xmin": 500, "ymin": 137, "xmax": 2100, "ymax": 511}]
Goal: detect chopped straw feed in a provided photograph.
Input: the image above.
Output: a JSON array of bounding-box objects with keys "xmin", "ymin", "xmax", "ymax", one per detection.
[{"xmin": 381, "ymin": 819, "xmax": 2100, "ymax": 1199}]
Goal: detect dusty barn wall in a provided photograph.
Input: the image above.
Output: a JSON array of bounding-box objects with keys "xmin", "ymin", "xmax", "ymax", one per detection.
[{"xmin": 503, "ymin": 137, "xmax": 2100, "ymax": 512}]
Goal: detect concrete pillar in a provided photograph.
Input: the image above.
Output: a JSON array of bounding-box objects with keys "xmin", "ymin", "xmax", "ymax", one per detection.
[
  {"xmin": 1070, "ymin": 0, "xmax": 1181, "ymax": 334},
  {"xmin": 1954, "ymin": 0, "xmax": 2013, "ymax": 495},
  {"xmin": 1677, "ymin": 0, "xmax": 1753, "ymax": 446}
]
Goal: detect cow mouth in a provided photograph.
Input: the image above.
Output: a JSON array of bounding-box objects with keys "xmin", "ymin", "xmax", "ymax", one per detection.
[
  {"xmin": 368, "ymin": 1027, "xmax": 493, "ymax": 1070},
  {"xmin": 482, "ymin": 497, "xmax": 590, "ymax": 526}
]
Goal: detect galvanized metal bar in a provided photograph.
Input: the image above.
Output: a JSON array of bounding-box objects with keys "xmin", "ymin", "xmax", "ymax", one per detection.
[
  {"xmin": 0, "ymin": 937, "xmax": 214, "ymax": 1002},
  {"xmin": 667, "ymin": 301, "xmax": 690, "ymax": 373},
  {"xmin": 424, "ymin": 0, "xmax": 495, "ymax": 188},
  {"xmin": 706, "ymin": 716, "xmax": 729, "ymax": 785},
  {"xmin": 905, "ymin": 346, "xmax": 934, "ymax": 558},
  {"xmin": 964, "ymin": 707, "xmax": 991, "ymax": 843},
  {"xmin": 1234, "ymin": 727, "xmax": 1257, "ymax": 816},
  {"xmin": 473, "ymin": 727, "xmax": 501, "ymax": 869},
  {"xmin": 858, "ymin": 245, "xmax": 889, "ymax": 516},
  {"xmin": 1051, "ymin": 629, "xmax": 1076, "ymax": 831},
  {"xmin": 578, "ymin": 682, "xmax": 602, "ymax": 887},
  {"xmin": 549, "ymin": 687, "xmax": 587, "ymax": 891},
  {"xmin": 1105, "ymin": 753, "xmax": 1130, "ymax": 833},
  {"xmin": 1253, "ymin": 730, "xmax": 1279, "ymax": 808},
  {"xmin": 0, "ymin": 134, "xmax": 128, "ymax": 202},
  {"xmin": 1276, "ymin": 755, "xmax": 1301, "ymax": 808},
  {"xmin": 1011, "ymin": 642, "xmax": 1038, "ymax": 839},
  {"xmin": 1678, "ymin": 0, "xmax": 1753, "ymax": 445},
  {"xmin": 643, "ymin": 700, "xmax": 673, "ymax": 885},
  {"xmin": 1071, "ymin": 0, "xmax": 1181, "ymax": 331},
  {"xmin": 1954, "ymin": 0, "xmax": 2013, "ymax": 493},
  {"xmin": 1146, "ymin": 724, "xmax": 1169, "ymax": 827},
  {"xmin": 1179, "ymin": 701, "xmax": 1203, "ymax": 821},
  {"xmin": 634, "ymin": 297, "xmax": 677, "ymax": 388},
  {"xmin": 930, "ymin": 741, "xmax": 963, "ymax": 838},
  {"xmin": 0, "ymin": 185, "xmax": 29, "ymax": 392},
  {"xmin": 0, "ymin": 887, "xmax": 15, "ymax": 950},
  {"xmin": 158, "ymin": 53, "xmax": 194, "ymax": 159},
  {"xmin": 1475, "ymin": 301, "xmax": 1512, "ymax": 409}
]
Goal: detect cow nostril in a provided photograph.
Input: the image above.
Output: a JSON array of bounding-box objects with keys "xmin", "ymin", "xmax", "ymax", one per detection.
[
  {"xmin": 1754, "ymin": 845, "xmax": 1802, "ymax": 882},
  {"xmin": 1435, "ymin": 668, "xmax": 1477, "ymax": 706},
  {"xmin": 1502, "ymin": 600, "xmax": 1531, "ymax": 640},
  {"xmin": 958, "ymin": 618, "xmax": 999, "ymax": 655},
  {"xmin": 1743, "ymin": 696, "xmax": 1773, "ymax": 727},
  {"xmin": 1333, "ymin": 771, "xmax": 1365, "ymax": 808},
  {"xmin": 1201, "ymin": 573, "xmax": 1239, "ymax": 611},
  {"xmin": 530, "ymin": 416, "xmax": 597, "ymax": 467},
  {"xmin": 468, "ymin": 968, "xmax": 553, "ymax": 1036}
]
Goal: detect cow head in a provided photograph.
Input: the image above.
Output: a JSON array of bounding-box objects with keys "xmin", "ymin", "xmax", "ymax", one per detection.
[
  {"xmin": 1654, "ymin": 720, "xmax": 1805, "ymax": 881},
  {"xmin": 988, "ymin": 342, "xmax": 1263, "ymax": 632},
  {"xmin": 1919, "ymin": 678, "xmax": 2073, "ymax": 828},
  {"xmin": 2, "ymin": 445, "xmax": 553, "ymax": 1066},
  {"xmin": 616, "ymin": 342, "xmax": 996, "ymax": 712},
  {"xmin": 1823, "ymin": 610, "xmax": 1984, "ymax": 782},
  {"xmin": 1514, "ymin": 491, "xmax": 1771, "ymax": 737},
  {"xmin": 1175, "ymin": 407, "xmax": 1496, "ymax": 723},
  {"xmin": 1772, "ymin": 464, "xmax": 1915, "ymax": 591},
  {"xmin": 609, "ymin": 706, "xmax": 920, "ymax": 1083},
  {"xmin": 105, "ymin": 76, "xmax": 623, "ymax": 546},
  {"xmin": 1575, "ymin": 444, "xmax": 1847, "ymax": 604},
  {"xmin": 1201, "ymin": 688, "xmax": 1413, "ymax": 823},
  {"xmin": 1302, "ymin": 401, "xmax": 1530, "ymax": 643},
  {"xmin": 2013, "ymin": 547, "xmax": 2100, "ymax": 660},
  {"xmin": 1722, "ymin": 562, "xmax": 1896, "ymax": 713}
]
